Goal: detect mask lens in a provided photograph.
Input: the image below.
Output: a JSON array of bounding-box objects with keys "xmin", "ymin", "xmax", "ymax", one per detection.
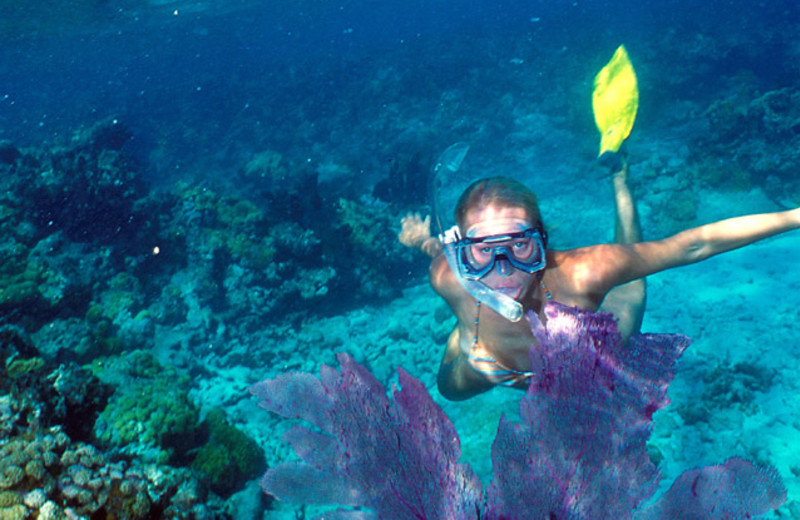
[
  {"xmin": 457, "ymin": 229, "xmax": 545, "ymax": 279},
  {"xmin": 508, "ymin": 237, "xmax": 535, "ymax": 262},
  {"xmin": 466, "ymin": 243, "xmax": 496, "ymax": 271}
]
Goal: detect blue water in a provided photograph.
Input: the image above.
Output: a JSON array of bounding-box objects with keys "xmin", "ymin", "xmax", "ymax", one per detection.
[
  {"xmin": 2, "ymin": 0, "xmax": 800, "ymax": 518},
  {"xmin": 3, "ymin": 0, "xmax": 797, "ymax": 182}
]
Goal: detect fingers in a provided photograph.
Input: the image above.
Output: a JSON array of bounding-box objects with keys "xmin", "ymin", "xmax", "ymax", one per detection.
[
  {"xmin": 400, "ymin": 212, "xmax": 429, "ymax": 226},
  {"xmin": 398, "ymin": 212, "xmax": 434, "ymax": 249}
]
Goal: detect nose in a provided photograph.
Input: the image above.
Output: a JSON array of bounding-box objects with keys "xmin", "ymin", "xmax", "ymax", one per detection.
[{"xmin": 495, "ymin": 256, "xmax": 513, "ymax": 276}]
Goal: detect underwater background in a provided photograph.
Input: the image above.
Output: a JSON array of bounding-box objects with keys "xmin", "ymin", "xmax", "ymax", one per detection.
[{"xmin": 1, "ymin": 0, "xmax": 799, "ymax": 517}]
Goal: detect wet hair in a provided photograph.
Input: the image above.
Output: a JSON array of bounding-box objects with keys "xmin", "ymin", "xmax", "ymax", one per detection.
[{"xmin": 454, "ymin": 176, "xmax": 544, "ymax": 233}]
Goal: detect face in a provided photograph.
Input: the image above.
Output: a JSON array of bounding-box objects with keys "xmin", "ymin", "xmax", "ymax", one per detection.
[{"xmin": 461, "ymin": 205, "xmax": 539, "ymax": 300}]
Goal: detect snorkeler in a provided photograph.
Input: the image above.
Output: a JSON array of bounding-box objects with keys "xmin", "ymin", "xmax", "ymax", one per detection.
[
  {"xmin": 400, "ymin": 46, "xmax": 800, "ymax": 400},
  {"xmin": 400, "ymin": 165, "xmax": 800, "ymax": 400}
]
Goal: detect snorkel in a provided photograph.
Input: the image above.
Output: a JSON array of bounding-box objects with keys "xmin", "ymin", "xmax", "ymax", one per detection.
[{"xmin": 431, "ymin": 143, "xmax": 525, "ymax": 322}]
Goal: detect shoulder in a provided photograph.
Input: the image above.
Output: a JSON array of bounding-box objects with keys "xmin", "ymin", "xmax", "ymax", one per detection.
[
  {"xmin": 429, "ymin": 254, "xmax": 476, "ymax": 319},
  {"xmin": 544, "ymin": 245, "xmax": 628, "ymax": 304},
  {"xmin": 548, "ymin": 244, "xmax": 621, "ymax": 264},
  {"xmin": 546, "ymin": 246, "xmax": 614, "ymax": 278},
  {"xmin": 430, "ymin": 254, "xmax": 460, "ymax": 297}
]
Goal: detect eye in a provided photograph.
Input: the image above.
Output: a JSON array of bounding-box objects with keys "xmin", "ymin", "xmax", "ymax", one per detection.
[
  {"xmin": 514, "ymin": 239, "xmax": 534, "ymax": 251},
  {"xmin": 468, "ymin": 244, "xmax": 493, "ymax": 260}
]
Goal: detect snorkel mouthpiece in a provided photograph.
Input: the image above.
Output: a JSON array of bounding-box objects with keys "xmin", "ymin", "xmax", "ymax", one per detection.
[{"xmin": 441, "ymin": 226, "xmax": 524, "ymax": 322}]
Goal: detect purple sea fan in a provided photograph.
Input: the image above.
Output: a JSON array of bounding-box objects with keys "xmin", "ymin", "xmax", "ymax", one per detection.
[
  {"xmin": 252, "ymin": 302, "xmax": 785, "ymax": 520},
  {"xmin": 250, "ymin": 353, "xmax": 484, "ymax": 519},
  {"xmin": 484, "ymin": 302, "xmax": 690, "ymax": 519},
  {"xmin": 483, "ymin": 302, "xmax": 785, "ymax": 520},
  {"xmin": 636, "ymin": 457, "xmax": 787, "ymax": 520}
]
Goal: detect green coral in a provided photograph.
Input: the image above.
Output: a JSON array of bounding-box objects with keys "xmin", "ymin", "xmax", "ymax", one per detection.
[
  {"xmin": 332, "ymin": 196, "xmax": 415, "ymax": 299},
  {"xmin": 86, "ymin": 350, "xmax": 162, "ymax": 385},
  {"xmin": 0, "ymin": 504, "xmax": 27, "ymax": 520},
  {"xmin": 335, "ymin": 198, "xmax": 386, "ymax": 254},
  {"xmin": 0, "ymin": 254, "xmax": 56, "ymax": 311},
  {"xmin": 6, "ymin": 357, "xmax": 45, "ymax": 379},
  {"xmin": 174, "ymin": 183, "xmax": 276, "ymax": 269},
  {"xmin": 84, "ymin": 305, "xmax": 124, "ymax": 358},
  {"xmin": 93, "ymin": 351, "xmax": 199, "ymax": 463},
  {"xmin": 97, "ymin": 272, "xmax": 144, "ymax": 320},
  {"xmin": 224, "ymin": 231, "xmax": 276, "ymax": 270},
  {"xmin": 85, "ymin": 304, "xmax": 105, "ymax": 325},
  {"xmin": 0, "ymin": 277, "xmax": 39, "ymax": 308},
  {"xmin": 82, "ymin": 273, "xmax": 151, "ymax": 357},
  {"xmin": 191, "ymin": 408, "xmax": 265, "ymax": 497},
  {"xmin": 0, "ymin": 491, "xmax": 20, "ymax": 507}
]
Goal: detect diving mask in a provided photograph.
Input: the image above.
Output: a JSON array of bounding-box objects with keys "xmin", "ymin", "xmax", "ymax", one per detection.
[
  {"xmin": 441, "ymin": 225, "xmax": 525, "ymax": 322},
  {"xmin": 456, "ymin": 227, "xmax": 547, "ymax": 280},
  {"xmin": 455, "ymin": 217, "xmax": 547, "ymax": 280}
]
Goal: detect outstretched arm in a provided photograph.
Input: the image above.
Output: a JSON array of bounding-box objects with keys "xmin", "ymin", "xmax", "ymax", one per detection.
[
  {"xmin": 590, "ymin": 207, "xmax": 800, "ymax": 294},
  {"xmin": 644, "ymin": 207, "xmax": 799, "ymax": 267}
]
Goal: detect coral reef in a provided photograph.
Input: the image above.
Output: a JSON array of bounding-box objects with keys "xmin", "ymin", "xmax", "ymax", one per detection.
[
  {"xmin": 172, "ymin": 181, "xmax": 278, "ymax": 272},
  {"xmin": 331, "ymin": 195, "xmax": 418, "ymax": 300},
  {"xmin": 0, "ymin": 243, "xmax": 66, "ymax": 322},
  {"xmin": 0, "ymin": 325, "xmax": 111, "ymax": 443},
  {"xmin": 90, "ymin": 351, "xmax": 265, "ymax": 499},
  {"xmin": 0, "ymin": 332, "xmax": 230, "ymax": 519},
  {"xmin": 239, "ymin": 150, "xmax": 322, "ymax": 227},
  {"xmin": 15, "ymin": 119, "xmax": 146, "ymax": 244},
  {"xmin": 677, "ymin": 357, "xmax": 776, "ymax": 426},
  {"xmin": 91, "ymin": 350, "xmax": 200, "ymax": 464},
  {"xmin": 0, "ymin": 117, "xmax": 423, "ymax": 374},
  {"xmin": 696, "ymin": 87, "xmax": 800, "ymax": 205},
  {"xmin": 155, "ymin": 174, "xmax": 421, "ymax": 334},
  {"xmin": 372, "ymin": 150, "xmax": 431, "ymax": 206},
  {"xmin": 0, "ymin": 121, "xmax": 161, "ymax": 330},
  {"xmin": 0, "ymin": 426, "xmax": 227, "ymax": 520},
  {"xmin": 190, "ymin": 409, "xmax": 266, "ymax": 498}
]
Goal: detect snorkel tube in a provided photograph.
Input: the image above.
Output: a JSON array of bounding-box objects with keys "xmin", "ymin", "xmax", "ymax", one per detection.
[{"xmin": 431, "ymin": 143, "xmax": 525, "ymax": 323}]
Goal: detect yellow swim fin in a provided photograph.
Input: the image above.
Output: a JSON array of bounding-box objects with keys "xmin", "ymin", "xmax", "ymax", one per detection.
[{"xmin": 593, "ymin": 45, "xmax": 638, "ymax": 156}]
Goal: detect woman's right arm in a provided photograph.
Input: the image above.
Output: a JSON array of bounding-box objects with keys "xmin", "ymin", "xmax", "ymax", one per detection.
[{"xmin": 399, "ymin": 213, "xmax": 443, "ymax": 258}]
